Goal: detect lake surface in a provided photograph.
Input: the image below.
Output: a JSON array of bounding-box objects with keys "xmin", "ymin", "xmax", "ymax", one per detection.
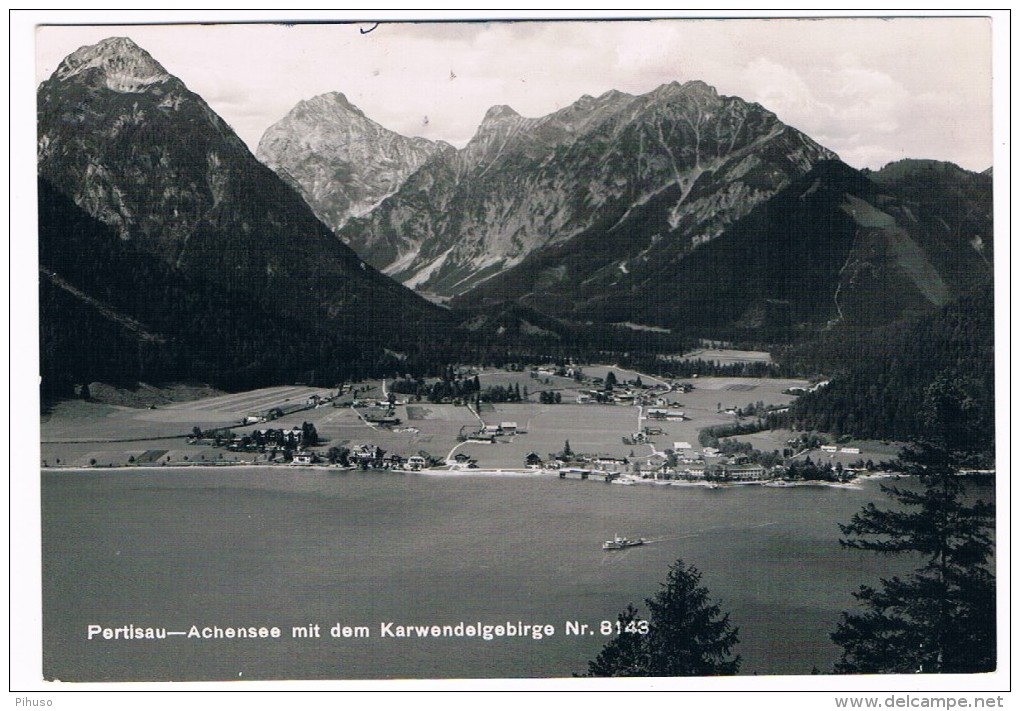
[{"xmin": 41, "ymin": 468, "xmax": 921, "ymax": 681}]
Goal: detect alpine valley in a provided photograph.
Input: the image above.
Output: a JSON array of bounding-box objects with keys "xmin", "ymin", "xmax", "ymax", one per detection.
[{"xmin": 37, "ymin": 36, "xmax": 994, "ymax": 448}]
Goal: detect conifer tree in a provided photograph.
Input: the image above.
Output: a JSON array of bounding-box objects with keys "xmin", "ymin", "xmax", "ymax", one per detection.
[
  {"xmin": 584, "ymin": 605, "xmax": 648, "ymax": 677},
  {"xmin": 831, "ymin": 375, "xmax": 995, "ymax": 674},
  {"xmin": 584, "ymin": 559, "xmax": 740, "ymax": 677}
]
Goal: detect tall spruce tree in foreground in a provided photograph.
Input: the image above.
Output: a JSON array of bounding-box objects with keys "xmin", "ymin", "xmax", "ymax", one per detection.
[
  {"xmin": 831, "ymin": 375, "xmax": 996, "ymax": 674},
  {"xmin": 584, "ymin": 559, "xmax": 740, "ymax": 676}
]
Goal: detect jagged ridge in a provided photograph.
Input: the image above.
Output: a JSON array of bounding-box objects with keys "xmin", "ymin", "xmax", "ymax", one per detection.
[{"xmin": 336, "ymin": 80, "xmax": 838, "ymax": 298}]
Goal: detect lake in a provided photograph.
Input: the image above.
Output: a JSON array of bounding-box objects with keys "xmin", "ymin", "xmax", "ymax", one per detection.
[{"xmin": 41, "ymin": 467, "xmax": 921, "ymax": 681}]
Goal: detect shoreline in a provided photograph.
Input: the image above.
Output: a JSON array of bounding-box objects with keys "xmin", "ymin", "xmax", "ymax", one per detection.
[{"xmin": 39, "ymin": 463, "xmax": 914, "ymax": 489}]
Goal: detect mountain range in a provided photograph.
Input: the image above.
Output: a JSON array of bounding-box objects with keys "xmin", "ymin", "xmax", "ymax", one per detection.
[
  {"xmin": 261, "ymin": 80, "xmax": 991, "ymax": 339},
  {"xmin": 36, "ymin": 36, "xmax": 994, "ymax": 402},
  {"xmin": 457, "ymin": 158, "xmax": 992, "ymax": 339},
  {"xmin": 36, "ymin": 37, "xmax": 467, "ymax": 399},
  {"xmin": 37, "ymin": 38, "xmax": 445, "ymax": 338},
  {"xmin": 326, "ymin": 81, "xmax": 840, "ymax": 299}
]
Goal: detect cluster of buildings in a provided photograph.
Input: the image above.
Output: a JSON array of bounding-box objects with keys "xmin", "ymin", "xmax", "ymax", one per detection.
[
  {"xmin": 649, "ymin": 458, "xmax": 769, "ymax": 482},
  {"xmin": 525, "ymin": 447, "xmax": 770, "ymax": 482},
  {"xmin": 461, "ymin": 421, "xmax": 519, "ymax": 443},
  {"xmin": 220, "ymin": 425, "xmax": 314, "ymax": 453},
  {"xmin": 821, "ymin": 445, "xmax": 861, "ymax": 454},
  {"xmin": 291, "ymin": 444, "xmax": 434, "ymax": 471}
]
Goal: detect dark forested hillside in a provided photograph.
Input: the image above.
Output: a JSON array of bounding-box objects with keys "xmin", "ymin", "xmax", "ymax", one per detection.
[
  {"xmin": 458, "ymin": 159, "xmax": 992, "ymax": 342},
  {"xmin": 39, "ymin": 179, "xmax": 689, "ymax": 400},
  {"xmin": 774, "ymin": 283, "xmax": 995, "ymax": 457},
  {"xmin": 37, "ymin": 37, "xmax": 450, "ymax": 355},
  {"xmin": 38, "ymin": 179, "xmax": 395, "ymax": 400}
]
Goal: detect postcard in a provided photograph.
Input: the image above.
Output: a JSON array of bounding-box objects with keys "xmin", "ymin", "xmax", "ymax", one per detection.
[{"xmin": 13, "ymin": 10, "xmax": 1008, "ymax": 701}]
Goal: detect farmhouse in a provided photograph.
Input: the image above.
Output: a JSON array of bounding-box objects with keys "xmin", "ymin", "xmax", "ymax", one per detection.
[
  {"xmin": 351, "ymin": 444, "xmax": 385, "ymax": 465},
  {"xmin": 499, "ymin": 421, "xmax": 518, "ymax": 434},
  {"xmin": 250, "ymin": 427, "xmax": 305, "ymax": 449},
  {"xmin": 683, "ymin": 463, "xmax": 707, "ymax": 479},
  {"xmin": 467, "ymin": 431, "xmax": 495, "ymax": 443}
]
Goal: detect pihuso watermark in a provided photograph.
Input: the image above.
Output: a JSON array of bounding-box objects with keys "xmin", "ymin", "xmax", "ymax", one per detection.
[
  {"xmin": 14, "ymin": 700, "xmax": 53, "ymax": 707},
  {"xmin": 835, "ymin": 695, "xmax": 1005, "ymax": 708}
]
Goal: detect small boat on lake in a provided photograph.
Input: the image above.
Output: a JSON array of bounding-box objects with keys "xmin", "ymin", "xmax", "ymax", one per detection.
[{"xmin": 603, "ymin": 534, "xmax": 645, "ymax": 550}]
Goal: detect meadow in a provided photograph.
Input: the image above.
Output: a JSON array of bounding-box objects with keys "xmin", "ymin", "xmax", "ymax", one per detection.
[{"xmin": 42, "ymin": 369, "xmax": 844, "ymax": 472}]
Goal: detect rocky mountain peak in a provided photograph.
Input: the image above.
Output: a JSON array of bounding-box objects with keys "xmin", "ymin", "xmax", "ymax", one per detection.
[
  {"xmin": 482, "ymin": 104, "xmax": 522, "ymax": 122},
  {"xmin": 39, "ymin": 36, "xmax": 444, "ymax": 361},
  {"xmin": 598, "ymin": 89, "xmax": 629, "ymax": 101},
  {"xmin": 680, "ymin": 79, "xmax": 717, "ymax": 95},
  {"xmin": 297, "ymin": 91, "xmax": 367, "ymax": 120},
  {"xmin": 328, "ymin": 91, "xmax": 364, "ymax": 114},
  {"xmin": 256, "ymin": 91, "xmax": 443, "ymax": 230},
  {"xmin": 643, "ymin": 79, "xmax": 719, "ymax": 104},
  {"xmin": 554, "ymin": 89, "xmax": 634, "ymax": 121},
  {"xmin": 51, "ymin": 36, "xmax": 171, "ymax": 93}
]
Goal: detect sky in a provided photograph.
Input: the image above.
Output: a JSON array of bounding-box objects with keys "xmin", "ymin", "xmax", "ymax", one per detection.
[{"xmin": 28, "ymin": 11, "xmax": 999, "ymax": 172}]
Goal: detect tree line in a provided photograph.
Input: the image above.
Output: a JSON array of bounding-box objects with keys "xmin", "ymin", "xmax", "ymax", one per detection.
[{"xmin": 773, "ymin": 283, "xmax": 994, "ymax": 459}]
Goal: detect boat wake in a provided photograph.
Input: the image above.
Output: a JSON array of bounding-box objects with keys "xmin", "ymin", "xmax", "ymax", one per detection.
[{"xmin": 651, "ymin": 522, "xmax": 778, "ymax": 543}]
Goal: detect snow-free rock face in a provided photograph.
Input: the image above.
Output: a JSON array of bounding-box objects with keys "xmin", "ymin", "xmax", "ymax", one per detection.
[
  {"xmin": 338, "ymin": 80, "xmax": 839, "ymax": 298},
  {"xmin": 50, "ymin": 36, "xmax": 172, "ymax": 93},
  {"xmin": 457, "ymin": 158, "xmax": 993, "ymax": 337},
  {"xmin": 37, "ymin": 37, "xmax": 442, "ymax": 340},
  {"xmin": 256, "ymin": 92, "xmax": 445, "ymax": 230}
]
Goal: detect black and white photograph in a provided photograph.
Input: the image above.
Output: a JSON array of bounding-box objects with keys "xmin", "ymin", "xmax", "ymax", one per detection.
[{"xmin": 12, "ymin": 10, "xmax": 1008, "ymax": 701}]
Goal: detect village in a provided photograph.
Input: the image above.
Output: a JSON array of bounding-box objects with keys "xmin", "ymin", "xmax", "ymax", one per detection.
[{"xmin": 39, "ymin": 354, "xmax": 901, "ymax": 488}]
